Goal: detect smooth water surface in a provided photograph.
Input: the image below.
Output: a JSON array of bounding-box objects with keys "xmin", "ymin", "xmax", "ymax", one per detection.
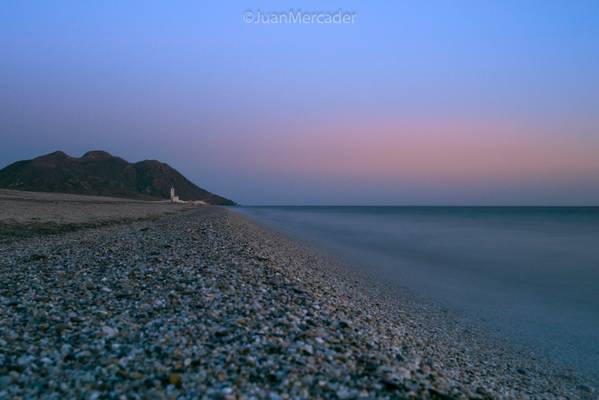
[{"xmin": 235, "ymin": 206, "xmax": 599, "ymax": 380}]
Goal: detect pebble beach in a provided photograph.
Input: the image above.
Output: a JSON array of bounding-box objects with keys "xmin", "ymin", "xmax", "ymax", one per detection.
[{"xmin": 0, "ymin": 191, "xmax": 594, "ymax": 399}]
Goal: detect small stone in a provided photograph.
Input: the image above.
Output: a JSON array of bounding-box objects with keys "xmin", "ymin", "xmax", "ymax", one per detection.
[
  {"xmin": 101, "ymin": 326, "xmax": 118, "ymax": 338},
  {"xmin": 17, "ymin": 355, "xmax": 34, "ymax": 366},
  {"xmin": 269, "ymin": 392, "xmax": 283, "ymax": 400},
  {"xmin": 338, "ymin": 320, "xmax": 350, "ymax": 329},
  {"xmin": 336, "ymin": 386, "xmax": 353, "ymax": 399},
  {"xmin": 169, "ymin": 373, "xmax": 182, "ymax": 388},
  {"xmin": 578, "ymin": 384, "xmax": 594, "ymax": 394}
]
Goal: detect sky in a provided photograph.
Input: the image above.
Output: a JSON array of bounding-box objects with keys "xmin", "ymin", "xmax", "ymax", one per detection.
[{"xmin": 1, "ymin": 1, "xmax": 598, "ymax": 205}]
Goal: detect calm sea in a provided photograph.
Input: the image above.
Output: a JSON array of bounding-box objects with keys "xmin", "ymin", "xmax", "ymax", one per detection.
[{"xmin": 235, "ymin": 206, "xmax": 599, "ymax": 380}]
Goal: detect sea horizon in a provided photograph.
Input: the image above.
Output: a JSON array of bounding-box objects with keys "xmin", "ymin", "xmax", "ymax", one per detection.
[{"xmin": 240, "ymin": 204, "xmax": 599, "ymax": 207}]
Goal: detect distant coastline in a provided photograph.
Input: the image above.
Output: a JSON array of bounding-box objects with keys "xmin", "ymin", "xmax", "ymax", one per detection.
[{"xmin": 0, "ymin": 150, "xmax": 236, "ymax": 205}]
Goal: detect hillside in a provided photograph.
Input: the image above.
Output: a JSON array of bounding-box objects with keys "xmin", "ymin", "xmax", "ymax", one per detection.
[{"xmin": 0, "ymin": 151, "xmax": 235, "ymax": 205}]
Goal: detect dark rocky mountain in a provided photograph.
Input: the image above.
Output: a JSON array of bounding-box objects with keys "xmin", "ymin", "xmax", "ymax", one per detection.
[{"xmin": 0, "ymin": 150, "xmax": 235, "ymax": 205}]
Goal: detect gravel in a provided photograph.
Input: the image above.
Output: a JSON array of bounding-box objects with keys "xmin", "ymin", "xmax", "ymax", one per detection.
[
  {"xmin": 0, "ymin": 189, "xmax": 188, "ymax": 241},
  {"xmin": 0, "ymin": 207, "xmax": 595, "ymax": 399}
]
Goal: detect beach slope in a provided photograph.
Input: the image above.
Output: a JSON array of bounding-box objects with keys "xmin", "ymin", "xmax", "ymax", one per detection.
[{"xmin": 0, "ymin": 191, "xmax": 592, "ymax": 399}]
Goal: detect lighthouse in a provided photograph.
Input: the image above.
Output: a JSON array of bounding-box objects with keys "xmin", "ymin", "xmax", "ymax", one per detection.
[{"xmin": 170, "ymin": 187, "xmax": 180, "ymax": 203}]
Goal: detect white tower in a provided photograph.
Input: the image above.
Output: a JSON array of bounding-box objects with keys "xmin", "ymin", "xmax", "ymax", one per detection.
[{"xmin": 170, "ymin": 187, "xmax": 180, "ymax": 203}]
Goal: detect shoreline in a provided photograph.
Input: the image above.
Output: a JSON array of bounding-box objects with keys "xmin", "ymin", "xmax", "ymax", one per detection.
[
  {"xmin": 231, "ymin": 208, "xmax": 599, "ymax": 387},
  {"xmin": 0, "ymin": 194, "xmax": 595, "ymax": 398},
  {"xmin": 227, "ymin": 209, "xmax": 595, "ymax": 397}
]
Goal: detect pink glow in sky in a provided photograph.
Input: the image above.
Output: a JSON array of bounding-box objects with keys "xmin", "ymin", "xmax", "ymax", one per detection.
[
  {"xmin": 1, "ymin": 1, "xmax": 599, "ymax": 204},
  {"xmin": 221, "ymin": 115, "xmax": 599, "ymax": 184}
]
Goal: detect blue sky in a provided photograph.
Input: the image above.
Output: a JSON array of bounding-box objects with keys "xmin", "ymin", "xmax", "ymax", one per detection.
[{"xmin": 1, "ymin": 1, "xmax": 598, "ymax": 204}]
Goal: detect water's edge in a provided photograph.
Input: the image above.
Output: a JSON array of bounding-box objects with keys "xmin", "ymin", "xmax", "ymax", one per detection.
[{"xmin": 233, "ymin": 206, "xmax": 599, "ymax": 384}]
